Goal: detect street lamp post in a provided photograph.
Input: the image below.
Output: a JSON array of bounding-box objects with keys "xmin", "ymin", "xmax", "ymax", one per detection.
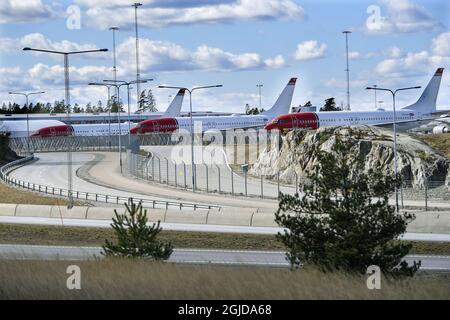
[
  {"xmin": 8, "ymin": 91, "xmax": 45, "ymax": 153},
  {"xmin": 88, "ymin": 83, "xmax": 115, "ymax": 141},
  {"xmin": 343, "ymin": 31, "xmax": 352, "ymax": 110},
  {"xmin": 103, "ymin": 78, "xmax": 153, "ymax": 144},
  {"xmin": 256, "ymin": 84, "xmax": 263, "ymax": 110},
  {"xmin": 132, "ymin": 3, "xmax": 142, "ymax": 110},
  {"xmin": 109, "ymin": 26, "xmax": 120, "ymax": 121},
  {"xmin": 158, "ymin": 84, "xmax": 223, "ymax": 192},
  {"xmin": 23, "ymin": 47, "xmax": 108, "ymax": 208},
  {"xmin": 366, "ymin": 85, "xmax": 421, "ymax": 211}
]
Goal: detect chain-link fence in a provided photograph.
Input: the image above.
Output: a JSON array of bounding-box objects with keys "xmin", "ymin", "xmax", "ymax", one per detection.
[{"xmin": 127, "ymin": 150, "xmax": 450, "ymax": 210}]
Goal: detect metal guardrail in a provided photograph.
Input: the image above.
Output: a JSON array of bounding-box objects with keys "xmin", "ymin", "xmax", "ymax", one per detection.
[{"xmin": 0, "ymin": 156, "xmax": 220, "ymax": 211}]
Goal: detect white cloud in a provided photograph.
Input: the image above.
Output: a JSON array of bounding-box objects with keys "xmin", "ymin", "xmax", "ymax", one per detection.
[
  {"xmin": 365, "ymin": 0, "xmax": 442, "ymax": 35},
  {"xmin": 374, "ymin": 32, "xmax": 450, "ymax": 77},
  {"xmin": 0, "ymin": 33, "xmax": 107, "ymax": 59},
  {"xmin": 432, "ymin": 32, "xmax": 450, "ymax": 56},
  {"xmin": 264, "ymin": 55, "xmax": 286, "ymax": 69},
  {"xmin": 27, "ymin": 64, "xmax": 112, "ymax": 87},
  {"xmin": 347, "ymin": 51, "xmax": 377, "ymax": 60},
  {"xmin": 383, "ymin": 46, "xmax": 404, "ymax": 59},
  {"xmin": 78, "ymin": 0, "xmax": 304, "ymax": 29},
  {"xmin": 0, "ymin": 0, "xmax": 53, "ymax": 24},
  {"xmin": 116, "ymin": 37, "xmax": 286, "ymax": 72},
  {"xmin": 293, "ymin": 41, "xmax": 327, "ymax": 61}
]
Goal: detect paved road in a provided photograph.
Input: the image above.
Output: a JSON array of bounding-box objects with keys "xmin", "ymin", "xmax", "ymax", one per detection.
[
  {"xmin": 0, "ymin": 244, "xmax": 448, "ymax": 270},
  {"xmin": 8, "ymin": 152, "xmax": 216, "ymax": 211},
  {"xmin": 83, "ymin": 151, "xmax": 280, "ymax": 211},
  {"xmin": 1, "ymin": 216, "xmax": 450, "ymax": 241},
  {"xmin": 8, "ymin": 151, "xmax": 450, "ymax": 212},
  {"xmin": 140, "ymin": 145, "xmax": 296, "ymax": 199}
]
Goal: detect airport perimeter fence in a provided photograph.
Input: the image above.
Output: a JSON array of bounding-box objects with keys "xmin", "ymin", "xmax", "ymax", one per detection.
[
  {"xmin": 8, "ymin": 135, "xmax": 140, "ymax": 155},
  {"xmin": 127, "ymin": 150, "xmax": 450, "ymax": 211},
  {"xmin": 0, "ymin": 156, "xmax": 219, "ymax": 211},
  {"xmin": 8, "ymin": 130, "xmax": 278, "ymax": 155}
]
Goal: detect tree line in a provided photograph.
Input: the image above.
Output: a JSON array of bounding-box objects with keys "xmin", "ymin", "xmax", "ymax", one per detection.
[{"xmin": 1, "ymin": 89, "xmax": 158, "ymax": 114}]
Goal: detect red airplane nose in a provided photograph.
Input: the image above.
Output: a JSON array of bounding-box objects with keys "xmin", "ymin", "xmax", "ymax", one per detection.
[{"xmin": 130, "ymin": 127, "xmax": 138, "ymax": 134}]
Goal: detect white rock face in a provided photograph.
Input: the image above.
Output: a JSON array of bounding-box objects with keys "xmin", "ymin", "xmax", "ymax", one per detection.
[{"xmin": 250, "ymin": 126, "xmax": 450, "ymax": 189}]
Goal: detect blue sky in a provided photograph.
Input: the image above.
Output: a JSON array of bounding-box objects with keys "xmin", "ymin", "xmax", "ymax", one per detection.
[{"xmin": 0, "ymin": 0, "xmax": 449, "ymax": 113}]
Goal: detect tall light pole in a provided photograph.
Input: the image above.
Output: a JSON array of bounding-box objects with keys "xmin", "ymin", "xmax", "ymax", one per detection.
[
  {"xmin": 366, "ymin": 85, "xmax": 421, "ymax": 211},
  {"xmin": 132, "ymin": 3, "xmax": 142, "ymax": 111},
  {"xmin": 256, "ymin": 84, "xmax": 263, "ymax": 110},
  {"xmin": 98, "ymin": 82, "xmax": 125, "ymax": 173},
  {"xmin": 109, "ymin": 27, "xmax": 119, "ymax": 105},
  {"xmin": 104, "ymin": 78, "xmax": 153, "ymax": 144},
  {"xmin": 88, "ymin": 83, "xmax": 114, "ymax": 140},
  {"xmin": 23, "ymin": 47, "xmax": 108, "ymax": 208},
  {"xmin": 343, "ymin": 31, "xmax": 352, "ymax": 111},
  {"xmin": 158, "ymin": 84, "xmax": 223, "ymax": 192},
  {"xmin": 8, "ymin": 91, "xmax": 45, "ymax": 152}
]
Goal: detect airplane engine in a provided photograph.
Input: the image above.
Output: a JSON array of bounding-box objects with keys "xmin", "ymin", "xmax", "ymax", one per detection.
[{"xmin": 432, "ymin": 125, "xmax": 449, "ymax": 134}]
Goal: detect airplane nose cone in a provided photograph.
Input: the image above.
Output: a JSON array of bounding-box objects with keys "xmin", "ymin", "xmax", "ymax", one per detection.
[
  {"xmin": 130, "ymin": 127, "xmax": 138, "ymax": 134},
  {"xmin": 265, "ymin": 123, "xmax": 274, "ymax": 130}
]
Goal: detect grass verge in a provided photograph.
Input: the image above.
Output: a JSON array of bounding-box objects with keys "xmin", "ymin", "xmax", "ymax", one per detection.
[
  {"xmin": 0, "ymin": 223, "xmax": 449, "ymax": 254},
  {"xmin": 0, "ymin": 182, "xmax": 85, "ymax": 206},
  {"xmin": 0, "ymin": 259, "xmax": 449, "ymax": 299},
  {"xmin": 415, "ymin": 133, "xmax": 450, "ymax": 159}
]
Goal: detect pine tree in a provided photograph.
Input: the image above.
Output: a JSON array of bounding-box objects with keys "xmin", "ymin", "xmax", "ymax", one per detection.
[
  {"xmin": 52, "ymin": 100, "xmax": 66, "ymax": 113},
  {"xmin": 138, "ymin": 90, "xmax": 147, "ymax": 111},
  {"xmin": 95, "ymin": 100, "xmax": 104, "ymax": 113},
  {"xmin": 85, "ymin": 102, "xmax": 93, "ymax": 113},
  {"xmin": 320, "ymin": 97, "xmax": 342, "ymax": 112},
  {"xmin": 275, "ymin": 134, "xmax": 420, "ymax": 276},
  {"xmin": 102, "ymin": 199, "xmax": 173, "ymax": 260},
  {"xmin": 110, "ymin": 95, "xmax": 124, "ymax": 113}
]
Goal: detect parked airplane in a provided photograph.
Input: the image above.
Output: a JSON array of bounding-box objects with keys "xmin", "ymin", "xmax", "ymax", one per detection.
[
  {"xmin": 409, "ymin": 114, "xmax": 450, "ymax": 134},
  {"xmin": 30, "ymin": 89, "xmax": 186, "ymax": 137},
  {"xmin": 265, "ymin": 68, "xmax": 445, "ymax": 132},
  {"xmin": 0, "ymin": 120, "xmax": 66, "ymax": 138},
  {"xmin": 130, "ymin": 78, "xmax": 297, "ymax": 134}
]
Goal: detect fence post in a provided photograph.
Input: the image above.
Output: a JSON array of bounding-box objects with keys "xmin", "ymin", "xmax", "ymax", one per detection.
[
  {"xmin": 261, "ymin": 175, "xmax": 264, "ymax": 199},
  {"xmin": 295, "ymin": 171, "xmax": 299, "ymax": 195},
  {"xmin": 165, "ymin": 158, "xmax": 169, "ymax": 185},
  {"xmin": 231, "ymin": 170, "xmax": 234, "ymax": 196},
  {"xmin": 158, "ymin": 157, "xmax": 161, "ymax": 184},
  {"xmin": 204, "ymin": 164, "xmax": 209, "ymax": 192},
  {"xmin": 425, "ymin": 178, "xmax": 428, "ymax": 212},
  {"xmin": 244, "ymin": 170, "xmax": 247, "ymax": 197},
  {"xmin": 174, "ymin": 163, "xmax": 177, "ymax": 187},
  {"xmin": 400, "ymin": 181, "xmax": 404, "ymax": 209},
  {"xmin": 183, "ymin": 162, "xmax": 187, "ymax": 189},
  {"xmin": 216, "ymin": 165, "xmax": 221, "ymax": 193},
  {"xmin": 277, "ymin": 171, "xmax": 280, "ymax": 199},
  {"xmin": 152, "ymin": 157, "xmax": 155, "ymax": 181}
]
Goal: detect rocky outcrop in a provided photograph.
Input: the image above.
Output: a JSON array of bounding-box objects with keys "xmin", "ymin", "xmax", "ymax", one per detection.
[{"xmin": 250, "ymin": 126, "xmax": 450, "ymax": 189}]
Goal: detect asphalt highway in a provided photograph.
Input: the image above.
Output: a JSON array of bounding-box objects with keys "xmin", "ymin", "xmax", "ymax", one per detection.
[
  {"xmin": 0, "ymin": 244, "xmax": 448, "ymax": 270},
  {"xmin": 1, "ymin": 216, "xmax": 449, "ymax": 241}
]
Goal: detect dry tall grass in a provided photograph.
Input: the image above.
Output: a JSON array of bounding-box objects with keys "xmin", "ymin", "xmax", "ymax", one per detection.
[
  {"xmin": 0, "ymin": 259, "xmax": 448, "ymax": 299},
  {"xmin": 416, "ymin": 134, "xmax": 450, "ymax": 159},
  {"xmin": 0, "ymin": 182, "xmax": 85, "ymax": 206}
]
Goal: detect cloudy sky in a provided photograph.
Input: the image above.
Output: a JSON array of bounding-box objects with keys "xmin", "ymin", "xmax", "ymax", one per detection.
[{"xmin": 0, "ymin": 0, "xmax": 449, "ymax": 113}]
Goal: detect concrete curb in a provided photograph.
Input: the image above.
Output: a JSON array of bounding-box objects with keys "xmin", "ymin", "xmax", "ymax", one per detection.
[{"xmin": 0, "ymin": 204, "xmax": 449, "ymax": 232}]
